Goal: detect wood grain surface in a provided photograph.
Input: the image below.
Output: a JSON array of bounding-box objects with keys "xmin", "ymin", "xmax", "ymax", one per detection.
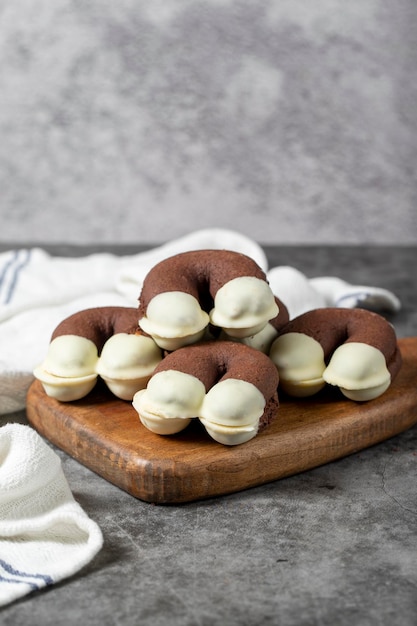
[{"xmin": 26, "ymin": 337, "xmax": 417, "ymax": 504}]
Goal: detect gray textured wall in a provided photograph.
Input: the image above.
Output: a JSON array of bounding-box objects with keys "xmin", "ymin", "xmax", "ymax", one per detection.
[{"xmin": 1, "ymin": 0, "xmax": 416, "ymax": 245}]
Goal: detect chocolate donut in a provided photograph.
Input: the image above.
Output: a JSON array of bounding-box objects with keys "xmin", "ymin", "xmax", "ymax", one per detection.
[
  {"xmin": 132, "ymin": 340, "xmax": 279, "ymax": 445},
  {"xmin": 34, "ymin": 306, "xmax": 162, "ymax": 401},
  {"xmin": 50, "ymin": 306, "xmax": 140, "ymax": 348},
  {"xmin": 137, "ymin": 250, "xmax": 282, "ymax": 350},
  {"xmin": 269, "ymin": 307, "xmax": 402, "ymax": 400}
]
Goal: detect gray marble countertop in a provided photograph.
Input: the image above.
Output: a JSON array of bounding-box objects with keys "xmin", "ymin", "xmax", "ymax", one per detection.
[{"xmin": 2, "ymin": 245, "xmax": 417, "ymax": 626}]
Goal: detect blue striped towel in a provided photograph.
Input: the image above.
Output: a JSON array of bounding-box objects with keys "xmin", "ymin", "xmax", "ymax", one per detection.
[{"xmin": 0, "ymin": 423, "xmax": 103, "ymax": 607}]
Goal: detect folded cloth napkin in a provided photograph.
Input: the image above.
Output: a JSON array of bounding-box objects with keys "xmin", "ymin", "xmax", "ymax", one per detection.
[
  {"xmin": 0, "ymin": 423, "xmax": 103, "ymax": 607},
  {"xmin": 0, "ymin": 228, "xmax": 400, "ymax": 415}
]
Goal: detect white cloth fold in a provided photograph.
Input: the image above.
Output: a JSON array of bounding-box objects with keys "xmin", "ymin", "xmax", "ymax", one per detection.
[
  {"xmin": 0, "ymin": 228, "xmax": 400, "ymax": 415},
  {"xmin": 267, "ymin": 266, "xmax": 401, "ymax": 319},
  {"xmin": 0, "ymin": 423, "xmax": 103, "ymax": 607}
]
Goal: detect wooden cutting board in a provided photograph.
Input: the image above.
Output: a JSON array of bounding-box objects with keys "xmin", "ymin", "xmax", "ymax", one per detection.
[{"xmin": 26, "ymin": 337, "xmax": 417, "ymax": 504}]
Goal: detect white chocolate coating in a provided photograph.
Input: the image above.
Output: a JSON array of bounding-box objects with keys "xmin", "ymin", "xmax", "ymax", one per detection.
[
  {"xmin": 133, "ymin": 374, "xmax": 266, "ymax": 445},
  {"xmin": 269, "ymin": 332, "xmax": 326, "ymax": 397},
  {"xmin": 270, "ymin": 333, "xmax": 392, "ymax": 401},
  {"xmin": 97, "ymin": 333, "xmax": 162, "ymax": 379},
  {"xmin": 96, "ymin": 333, "xmax": 162, "ymax": 400},
  {"xmin": 199, "ymin": 379, "xmax": 265, "ymax": 445},
  {"xmin": 323, "ymin": 342, "xmax": 391, "ymax": 401},
  {"xmin": 139, "ymin": 291, "xmax": 209, "ymax": 349},
  {"xmin": 132, "ymin": 370, "xmax": 206, "ymax": 434},
  {"xmin": 35, "ymin": 332, "xmax": 163, "ymax": 402},
  {"xmin": 42, "ymin": 335, "xmax": 98, "ymax": 378},
  {"xmin": 199, "ymin": 420, "xmax": 259, "ymax": 446},
  {"xmin": 33, "ymin": 368, "xmax": 98, "ymax": 402},
  {"xmin": 137, "ymin": 411, "xmax": 192, "ymax": 435},
  {"xmin": 209, "ymin": 277, "xmax": 278, "ymax": 338},
  {"xmin": 34, "ymin": 335, "xmax": 99, "ymax": 401},
  {"xmin": 220, "ymin": 322, "xmax": 279, "ymax": 354},
  {"xmin": 199, "ymin": 379, "xmax": 265, "ymax": 426}
]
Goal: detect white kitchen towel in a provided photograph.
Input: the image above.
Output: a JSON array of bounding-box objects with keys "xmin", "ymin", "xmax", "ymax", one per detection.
[
  {"xmin": 266, "ymin": 266, "xmax": 401, "ymax": 319},
  {"xmin": 0, "ymin": 228, "xmax": 400, "ymax": 415},
  {"xmin": 0, "ymin": 422, "xmax": 103, "ymax": 607}
]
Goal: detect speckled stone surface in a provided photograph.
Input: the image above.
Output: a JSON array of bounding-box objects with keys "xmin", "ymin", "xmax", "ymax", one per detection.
[
  {"xmin": 1, "ymin": 245, "xmax": 417, "ymax": 626},
  {"xmin": 0, "ymin": 1, "xmax": 416, "ymax": 245}
]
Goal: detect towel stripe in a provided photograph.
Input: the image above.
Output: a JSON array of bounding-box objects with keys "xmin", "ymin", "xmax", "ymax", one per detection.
[
  {"xmin": 0, "ymin": 249, "xmax": 31, "ymax": 305},
  {"xmin": 0, "ymin": 559, "xmax": 53, "ymax": 591},
  {"xmin": 334, "ymin": 291, "xmax": 369, "ymax": 306},
  {"xmin": 0, "ymin": 251, "xmax": 19, "ymax": 304}
]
